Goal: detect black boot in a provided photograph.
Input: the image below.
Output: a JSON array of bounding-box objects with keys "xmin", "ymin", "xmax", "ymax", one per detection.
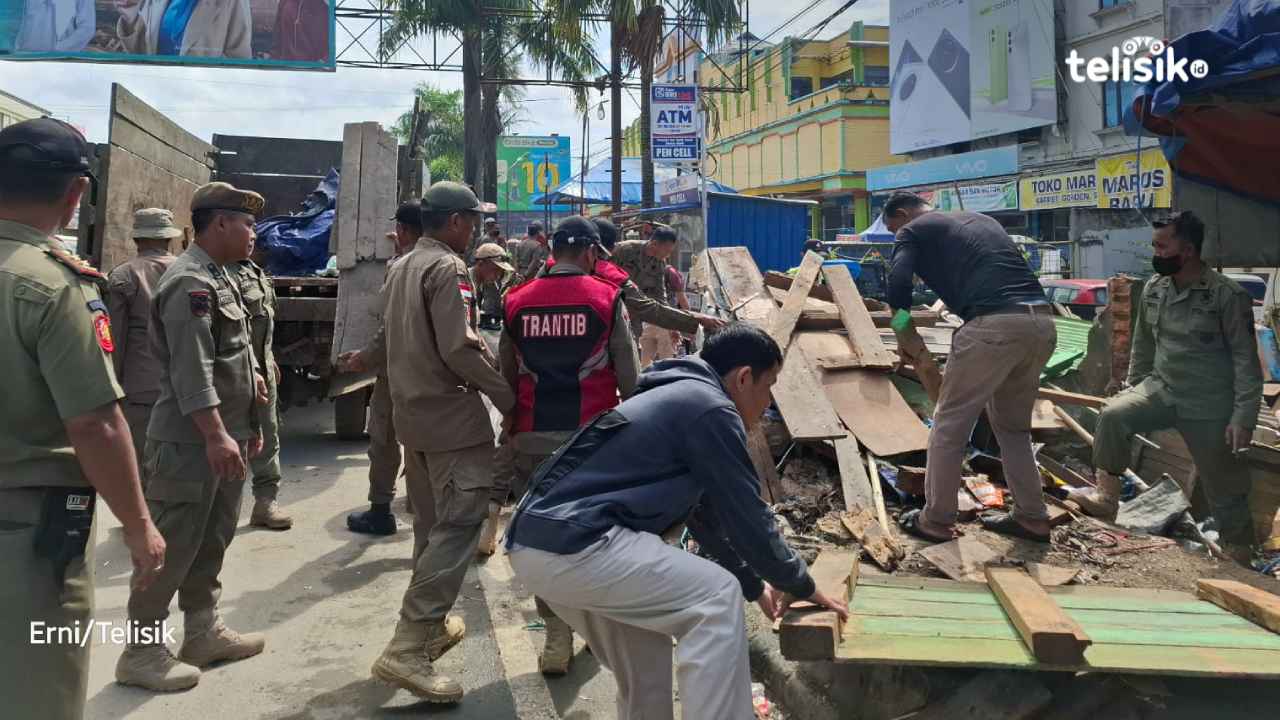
[{"xmin": 348, "ymin": 504, "xmax": 396, "ymax": 536}]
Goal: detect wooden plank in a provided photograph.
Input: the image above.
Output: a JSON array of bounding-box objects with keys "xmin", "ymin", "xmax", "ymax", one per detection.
[
  {"xmin": 1038, "ymin": 387, "xmax": 1107, "ymax": 408},
  {"xmin": 747, "ymin": 425, "xmax": 780, "ymax": 502},
  {"xmin": 841, "ymin": 507, "xmax": 903, "ymax": 571},
  {"xmin": 708, "ymin": 248, "xmax": 845, "ymax": 441},
  {"xmin": 986, "ymin": 566, "xmax": 1092, "ymax": 665},
  {"xmin": 794, "ymin": 330, "xmax": 856, "ymax": 370},
  {"xmin": 274, "ymin": 297, "xmax": 337, "ymax": 323},
  {"xmin": 764, "ymin": 269, "xmax": 834, "ymax": 302},
  {"xmin": 1031, "ymin": 399, "xmax": 1067, "ymax": 431},
  {"xmin": 779, "ymin": 552, "xmax": 857, "ymax": 661},
  {"xmin": 766, "ymin": 285, "xmax": 836, "ymax": 314},
  {"xmin": 860, "ymin": 575, "xmax": 1228, "ymax": 613},
  {"xmin": 1054, "ymin": 405, "xmax": 1095, "ymax": 445},
  {"xmin": 894, "ymin": 324, "xmax": 942, "ymax": 403},
  {"xmin": 822, "ymin": 263, "xmax": 897, "ymax": 368},
  {"xmin": 865, "ymin": 452, "xmax": 890, "ymax": 533},
  {"xmin": 96, "ymin": 145, "xmax": 203, "ymax": 273},
  {"xmin": 111, "ymin": 83, "xmax": 216, "ymax": 166},
  {"xmin": 851, "ymin": 597, "xmax": 1256, "ymax": 631},
  {"xmin": 833, "ymin": 435, "xmax": 872, "ymax": 510},
  {"xmin": 211, "ymin": 134, "xmax": 343, "ymax": 176},
  {"xmin": 920, "ymin": 537, "xmax": 1000, "ymax": 583},
  {"xmin": 769, "ymin": 251, "xmax": 824, "ymax": 350},
  {"xmin": 110, "ymin": 117, "xmax": 212, "ymax": 184},
  {"xmin": 1037, "ymin": 453, "xmax": 1093, "ymax": 488},
  {"xmin": 911, "ymin": 671, "xmax": 1051, "ymax": 720},
  {"xmin": 334, "ymin": 122, "xmax": 363, "ymax": 269},
  {"xmin": 1197, "ymin": 579, "xmax": 1280, "ymax": 634},
  {"xmin": 328, "ymin": 261, "xmax": 386, "ymax": 374},
  {"xmin": 359, "ymin": 123, "xmax": 398, "ymax": 261},
  {"xmin": 821, "ymin": 369, "xmax": 930, "ymax": 456},
  {"xmin": 1266, "ymin": 383, "xmax": 1280, "ymax": 401},
  {"xmin": 273, "ymin": 277, "xmax": 340, "ymax": 288}
]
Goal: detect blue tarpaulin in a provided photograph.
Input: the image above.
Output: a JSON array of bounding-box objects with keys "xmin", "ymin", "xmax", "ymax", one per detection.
[
  {"xmin": 255, "ymin": 169, "xmax": 338, "ymax": 276},
  {"xmin": 534, "ymin": 158, "xmax": 734, "ymax": 205},
  {"xmin": 1126, "ymin": 0, "xmax": 1280, "ymax": 205}
]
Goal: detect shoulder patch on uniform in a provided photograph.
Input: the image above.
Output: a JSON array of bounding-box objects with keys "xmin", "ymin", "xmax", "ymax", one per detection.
[
  {"xmin": 94, "ymin": 314, "xmax": 115, "ymax": 353},
  {"xmin": 189, "ymin": 290, "xmax": 211, "ymax": 317},
  {"xmin": 44, "ymin": 246, "xmax": 105, "ymax": 279},
  {"xmin": 86, "ymin": 298, "xmax": 108, "ymax": 314},
  {"xmin": 458, "ymin": 280, "xmax": 474, "ymax": 304}
]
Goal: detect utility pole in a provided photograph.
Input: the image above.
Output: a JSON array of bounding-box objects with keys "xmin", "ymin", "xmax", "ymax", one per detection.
[{"xmin": 611, "ymin": 22, "xmax": 623, "ymax": 214}]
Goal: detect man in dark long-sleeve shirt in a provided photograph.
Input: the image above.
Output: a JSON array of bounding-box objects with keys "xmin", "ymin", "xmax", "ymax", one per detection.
[
  {"xmin": 884, "ymin": 192, "xmax": 1055, "ymax": 544},
  {"xmin": 506, "ymin": 323, "xmax": 848, "ymax": 719}
]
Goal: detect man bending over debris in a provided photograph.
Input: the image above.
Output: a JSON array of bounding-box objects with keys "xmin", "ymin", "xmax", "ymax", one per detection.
[
  {"xmin": 883, "ymin": 191, "xmax": 1057, "ymax": 544},
  {"xmin": 1069, "ymin": 211, "xmax": 1260, "ymax": 559},
  {"xmin": 505, "ymin": 322, "xmax": 848, "ymax": 719}
]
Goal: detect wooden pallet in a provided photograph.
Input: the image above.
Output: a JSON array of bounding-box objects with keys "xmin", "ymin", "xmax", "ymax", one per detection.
[{"xmin": 782, "ymin": 572, "xmax": 1280, "ymax": 679}]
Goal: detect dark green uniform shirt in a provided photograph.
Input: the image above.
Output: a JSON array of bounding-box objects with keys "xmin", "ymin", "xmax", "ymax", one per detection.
[
  {"xmin": 147, "ymin": 244, "xmax": 260, "ymax": 443},
  {"xmin": 0, "ymin": 220, "xmax": 124, "ymax": 489},
  {"xmin": 1129, "ymin": 267, "xmax": 1263, "ymax": 429}
]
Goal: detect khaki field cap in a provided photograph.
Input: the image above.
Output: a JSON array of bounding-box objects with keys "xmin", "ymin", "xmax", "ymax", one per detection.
[
  {"xmin": 474, "ymin": 242, "xmax": 514, "ymax": 273},
  {"xmin": 132, "ymin": 207, "xmax": 184, "ymax": 240},
  {"xmin": 191, "ymin": 181, "xmax": 266, "ymax": 217},
  {"xmin": 422, "ymin": 181, "xmax": 497, "ymax": 214}
]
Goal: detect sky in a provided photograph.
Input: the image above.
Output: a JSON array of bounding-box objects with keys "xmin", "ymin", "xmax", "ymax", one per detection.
[{"xmin": 1, "ymin": 0, "xmax": 889, "ymax": 167}]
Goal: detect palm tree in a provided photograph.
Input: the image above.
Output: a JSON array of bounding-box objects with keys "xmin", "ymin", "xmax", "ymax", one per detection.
[{"xmin": 548, "ymin": 0, "xmax": 741, "ymax": 210}]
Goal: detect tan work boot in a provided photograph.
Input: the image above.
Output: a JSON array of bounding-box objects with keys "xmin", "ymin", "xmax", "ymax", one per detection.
[
  {"xmin": 539, "ymin": 615, "xmax": 574, "ymax": 676},
  {"xmin": 425, "ymin": 614, "xmax": 466, "ymax": 661},
  {"xmin": 179, "ymin": 611, "xmax": 266, "ymax": 668},
  {"xmin": 477, "ymin": 501, "xmax": 502, "ymax": 556},
  {"xmin": 115, "ymin": 644, "xmax": 201, "ymax": 692},
  {"xmin": 1064, "ymin": 470, "xmax": 1121, "ymax": 521},
  {"xmin": 250, "ymin": 498, "xmax": 293, "ymax": 530},
  {"xmin": 372, "ymin": 620, "xmax": 464, "ymax": 703}
]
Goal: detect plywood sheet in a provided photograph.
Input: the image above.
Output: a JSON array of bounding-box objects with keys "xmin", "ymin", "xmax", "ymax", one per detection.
[{"xmin": 822, "ymin": 369, "xmax": 929, "ymax": 456}]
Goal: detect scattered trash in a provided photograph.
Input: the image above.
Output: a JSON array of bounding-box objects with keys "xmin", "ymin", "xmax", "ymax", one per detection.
[
  {"xmin": 964, "ymin": 475, "xmax": 1004, "ymax": 509},
  {"xmin": 751, "ymin": 682, "xmax": 772, "ymax": 718},
  {"xmin": 524, "ymin": 620, "xmax": 546, "ymax": 631}
]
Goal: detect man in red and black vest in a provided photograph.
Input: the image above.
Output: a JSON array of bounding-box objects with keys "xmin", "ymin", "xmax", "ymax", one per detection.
[{"xmin": 499, "ymin": 215, "xmax": 640, "ymax": 675}]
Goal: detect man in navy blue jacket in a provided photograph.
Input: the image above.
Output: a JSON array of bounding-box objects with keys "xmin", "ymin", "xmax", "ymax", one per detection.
[{"xmin": 506, "ymin": 323, "xmax": 848, "ymax": 719}]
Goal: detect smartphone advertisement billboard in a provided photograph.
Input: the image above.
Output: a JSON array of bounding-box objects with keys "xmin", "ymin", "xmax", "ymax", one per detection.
[{"xmin": 889, "ymin": 0, "xmax": 1056, "ymax": 155}]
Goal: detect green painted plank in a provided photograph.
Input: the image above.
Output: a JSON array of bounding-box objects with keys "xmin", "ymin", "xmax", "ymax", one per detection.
[
  {"xmin": 836, "ymin": 635, "xmax": 1280, "ymax": 678},
  {"xmin": 857, "ymin": 577, "xmax": 1221, "ymax": 614},
  {"xmin": 852, "ymin": 596, "xmax": 1260, "ymax": 631},
  {"xmin": 850, "ymin": 614, "xmax": 1280, "ymax": 651}
]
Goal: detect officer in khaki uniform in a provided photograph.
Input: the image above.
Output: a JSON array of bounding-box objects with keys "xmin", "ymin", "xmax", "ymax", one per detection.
[
  {"xmin": 1071, "ymin": 212, "xmax": 1263, "ymax": 556},
  {"xmin": 0, "ymin": 118, "xmax": 165, "ymax": 720},
  {"xmin": 340, "ymin": 200, "xmax": 423, "ymax": 536},
  {"xmin": 116, "ymin": 181, "xmax": 271, "ymax": 692},
  {"xmin": 106, "ymin": 208, "xmax": 181, "ymax": 463},
  {"xmin": 232, "ymin": 253, "xmax": 293, "ymax": 530},
  {"xmin": 372, "ymin": 182, "xmax": 515, "ymax": 704},
  {"xmin": 610, "ymin": 224, "xmax": 684, "ymax": 349},
  {"xmin": 513, "ymin": 221, "xmax": 549, "ymax": 281}
]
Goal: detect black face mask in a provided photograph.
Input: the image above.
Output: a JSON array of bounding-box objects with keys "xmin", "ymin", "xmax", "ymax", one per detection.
[{"xmin": 1152, "ymin": 254, "xmax": 1183, "ymax": 276}]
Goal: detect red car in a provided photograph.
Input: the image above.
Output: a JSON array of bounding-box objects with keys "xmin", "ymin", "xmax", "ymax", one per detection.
[{"xmin": 1039, "ymin": 279, "xmax": 1108, "ymax": 319}]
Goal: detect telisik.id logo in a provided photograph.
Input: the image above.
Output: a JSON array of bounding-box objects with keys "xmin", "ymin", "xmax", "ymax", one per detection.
[{"xmin": 1066, "ymin": 36, "xmax": 1210, "ymax": 84}]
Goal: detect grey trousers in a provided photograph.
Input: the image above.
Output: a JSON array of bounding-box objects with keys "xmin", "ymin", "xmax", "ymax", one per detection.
[
  {"xmin": 510, "ymin": 526, "xmax": 753, "ymax": 720},
  {"xmin": 924, "ymin": 309, "xmax": 1057, "ymax": 527},
  {"xmin": 400, "ymin": 442, "xmax": 492, "ymax": 625}
]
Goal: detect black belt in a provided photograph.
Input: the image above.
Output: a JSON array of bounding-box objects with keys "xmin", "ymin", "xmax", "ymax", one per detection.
[{"xmin": 978, "ymin": 304, "xmax": 1053, "ymax": 318}]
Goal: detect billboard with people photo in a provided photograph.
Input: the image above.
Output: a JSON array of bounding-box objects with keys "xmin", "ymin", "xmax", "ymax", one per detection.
[{"xmin": 0, "ymin": 0, "xmax": 334, "ymax": 70}]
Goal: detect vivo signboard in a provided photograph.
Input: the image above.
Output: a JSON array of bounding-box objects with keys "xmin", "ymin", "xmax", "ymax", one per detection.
[{"xmin": 867, "ymin": 146, "xmax": 1019, "ymax": 192}]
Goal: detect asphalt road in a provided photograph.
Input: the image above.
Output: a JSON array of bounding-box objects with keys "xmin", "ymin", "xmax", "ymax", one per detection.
[{"xmin": 83, "ymin": 400, "xmax": 640, "ymax": 720}]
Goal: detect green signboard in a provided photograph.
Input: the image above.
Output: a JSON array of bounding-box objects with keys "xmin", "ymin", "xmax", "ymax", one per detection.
[{"xmin": 497, "ymin": 135, "xmax": 571, "ymax": 212}]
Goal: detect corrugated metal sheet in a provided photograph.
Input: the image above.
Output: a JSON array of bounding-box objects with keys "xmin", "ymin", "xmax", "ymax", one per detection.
[
  {"xmin": 706, "ymin": 193, "xmax": 813, "ymax": 273},
  {"xmin": 1043, "ymin": 317, "xmax": 1093, "ymax": 380}
]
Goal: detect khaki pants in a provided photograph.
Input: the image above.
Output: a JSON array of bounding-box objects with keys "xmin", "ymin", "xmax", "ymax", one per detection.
[
  {"xmin": 924, "ymin": 309, "xmax": 1057, "ymax": 527},
  {"xmin": 128, "ymin": 440, "xmax": 247, "ymax": 628},
  {"xmin": 1095, "ymin": 389, "xmax": 1254, "ymax": 545},
  {"xmin": 510, "ymin": 526, "xmax": 753, "ymax": 720},
  {"xmin": 639, "ymin": 323, "xmax": 677, "ymax": 368},
  {"xmin": 123, "ymin": 400, "xmax": 153, "ymax": 467},
  {"xmin": 0, "ymin": 488, "xmax": 94, "ymax": 720},
  {"xmin": 367, "ymin": 376, "xmax": 401, "ymax": 505},
  {"xmin": 250, "ymin": 372, "xmax": 282, "ymax": 502},
  {"xmin": 401, "ymin": 442, "xmax": 492, "ymax": 624}
]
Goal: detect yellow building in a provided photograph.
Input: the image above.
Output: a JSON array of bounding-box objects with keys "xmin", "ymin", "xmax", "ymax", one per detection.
[
  {"xmin": 0, "ymin": 88, "xmax": 48, "ymax": 130},
  {"xmin": 700, "ymin": 22, "xmax": 904, "ymax": 238}
]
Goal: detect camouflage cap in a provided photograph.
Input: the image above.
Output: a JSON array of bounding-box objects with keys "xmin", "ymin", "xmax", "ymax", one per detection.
[
  {"xmin": 191, "ymin": 181, "xmax": 265, "ymax": 217},
  {"xmin": 473, "ymin": 242, "xmax": 514, "ymax": 273},
  {"xmin": 132, "ymin": 207, "xmax": 184, "ymax": 240}
]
